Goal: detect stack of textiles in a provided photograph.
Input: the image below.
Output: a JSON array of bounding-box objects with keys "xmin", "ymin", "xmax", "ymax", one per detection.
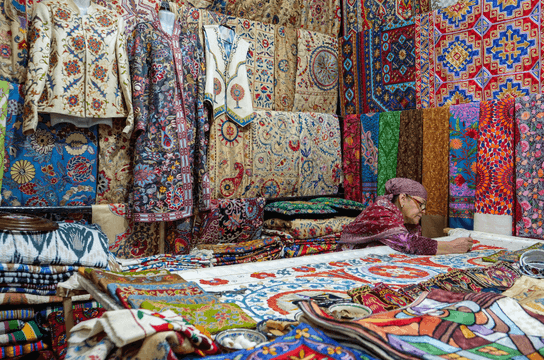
[
  {"xmin": 196, "ymin": 238, "xmax": 284, "ymax": 266},
  {"xmin": 109, "ymin": 249, "xmax": 215, "ymax": 272},
  {"xmin": 297, "ymin": 289, "xmax": 544, "ymax": 360},
  {"xmin": 347, "ymin": 261, "xmax": 521, "ymax": 313},
  {"xmin": 262, "ymin": 198, "xmax": 363, "ymax": 258}
]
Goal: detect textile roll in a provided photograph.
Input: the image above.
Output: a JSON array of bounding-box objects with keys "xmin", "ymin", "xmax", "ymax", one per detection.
[
  {"xmin": 274, "ymin": 25, "xmax": 297, "ymax": 112},
  {"xmin": 475, "ymin": 99, "xmax": 515, "ymax": 235},
  {"xmin": 396, "ymin": 109, "xmax": 423, "ymax": 183},
  {"xmin": 343, "ymin": 114, "xmax": 362, "ymax": 202},
  {"xmin": 514, "ymin": 94, "xmax": 544, "ymax": 239},
  {"xmin": 361, "ymin": 19, "xmax": 417, "ymax": 113},
  {"xmin": 415, "ymin": 0, "xmax": 540, "ymax": 108},
  {"xmin": 339, "ymin": 33, "xmax": 364, "ymax": 117},
  {"xmin": 360, "ymin": 113, "xmax": 380, "ymax": 206},
  {"xmin": 293, "ymin": 30, "xmax": 339, "ymax": 114},
  {"xmin": 377, "ymin": 111, "xmax": 400, "ymax": 196},
  {"xmin": 448, "ymin": 102, "xmax": 480, "ymax": 230}
]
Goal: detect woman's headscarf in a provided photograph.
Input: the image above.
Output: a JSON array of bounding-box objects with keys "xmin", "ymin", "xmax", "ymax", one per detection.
[{"xmin": 384, "ymin": 178, "xmax": 427, "ymax": 200}]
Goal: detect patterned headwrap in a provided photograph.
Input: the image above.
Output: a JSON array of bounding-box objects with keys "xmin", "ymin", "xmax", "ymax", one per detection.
[{"xmin": 385, "ymin": 178, "xmax": 427, "ymax": 200}]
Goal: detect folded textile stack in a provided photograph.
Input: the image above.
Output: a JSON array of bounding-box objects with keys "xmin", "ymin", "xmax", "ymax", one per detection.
[
  {"xmin": 297, "ymin": 290, "xmax": 544, "ymax": 360},
  {"xmin": 348, "ymin": 261, "xmax": 522, "ymax": 313},
  {"xmin": 110, "ymin": 249, "xmax": 215, "ymax": 272},
  {"xmin": 196, "ymin": 237, "xmax": 284, "ymax": 266},
  {"xmin": 262, "ymin": 198, "xmax": 361, "ymax": 258}
]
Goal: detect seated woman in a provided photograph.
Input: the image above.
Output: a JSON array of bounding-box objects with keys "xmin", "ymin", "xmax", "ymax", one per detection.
[{"xmin": 341, "ymin": 178, "xmax": 473, "ymax": 255}]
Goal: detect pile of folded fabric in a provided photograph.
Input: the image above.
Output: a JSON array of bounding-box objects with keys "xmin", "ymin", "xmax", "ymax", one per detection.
[
  {"xmin": 262, "ymin": 198, "xmax": 364, "ymax": 258},
  {"xmin": 0, "ymin": 220, "xmax": 110, "ymax": 358},
  {"xmin": 109, "ymin": 250, "xmax": 215, "ymax": 272},
  {"xmin": 196, "ymin": 237, "xmax": 284, "ymax": 266}
]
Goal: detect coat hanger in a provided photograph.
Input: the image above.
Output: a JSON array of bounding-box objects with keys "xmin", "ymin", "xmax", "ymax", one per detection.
[{"xmin": 159, "ymin": 1, "xmax": 171, "ymax": 12}]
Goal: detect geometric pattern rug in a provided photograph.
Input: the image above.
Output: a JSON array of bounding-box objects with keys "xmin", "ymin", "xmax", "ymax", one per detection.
[
  {"xmin": 179, "ymin": 233, "xmax": 534, "ymax": 321},
  {"xmin": 415, "ymin": 0, "xmax": 542, "ymax": 108}
]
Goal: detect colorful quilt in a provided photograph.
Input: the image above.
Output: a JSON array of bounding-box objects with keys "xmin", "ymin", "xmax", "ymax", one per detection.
[
  {"xmin": 2, "ymin": 86, "xmax": 97, "ymax": 207},
  {"xmin": 415, "ymin": 0, "xmax": 541, "ymax": 108},
  {"xmin": 475, "ymin": 99, "xmax": 515, "ymax": 234},
  {"xmin": 248, "ymin": 112, "xmax": 301, "ymax": 198},
  {"xmin": 108, "ymin": 282, "xmax": 208, "ymax": 309},
  {"xmin": 515, "ymin": 94, "xmax": 544, "ymax": 239},
  {"xmin": 361, "ymin": 19, "xmax": 417, "ymax": 112},
  {"xmin": 141, "ymin": 301, "xmax": 256, "ymax": 334},
  {"xmin": 0, "ymin": 222, "xmax": 109, "ymax": 267},
  {"xmin": 396, "ymin": 109, "xmax": 423, "ymax": 183},
  {"xmin": 339, "ymin": 33, "xmax": 364, "ymax": 117},
  {"xmin": 377, "ymin": 112, "xmax": 400, "ymax": 196},
  {"xmin": 274, "ymin": 26, "xmax": 297, "ymax": 111},
  {"xmin": 449, "ymin": 102, "xmax": 479, "ymax": 230},
  {"xmin": 361, "ymin": 113, "xmax": 380, "ymax": 207},
  {"xmin": 225, "ymin": 17, "xmax": 275, "ymax": 111},
  {"xmin": 298, "ymin": 290, "xmax": 544, "ymax": 360},
  {"xmin": 194, "ymin": 197, "xmax": 265, "ymax": 245},
  {"xmin": 80, "ymin": 268, "xmax": 185, "ymax": 293},
  {"xmin": 293, "ymin": 30, "xmax": 339, "ymax": 114},
  {"xmin": 343, "ymin": 114, "xmax": 362, "ymax": 202}
]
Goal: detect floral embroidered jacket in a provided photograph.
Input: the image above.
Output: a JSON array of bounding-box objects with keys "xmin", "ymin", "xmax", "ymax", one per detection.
[
  {"xmin": 129, "ymin": 20, "xmax": 210, "ymax": 222},
  {"xmin": 340, "ymin": 196, "xmax": 438, "ymax": 255},
  {"xmin": 203, "ymin": 25, "xmax": 254, "ymax": 127},
  {"xmin": 23, "ymin": 0, "xmax": 133, "ymax": 136},
  {"xmin": 0, "ymin": 0, "xmax": 28, "ymax": 84}
]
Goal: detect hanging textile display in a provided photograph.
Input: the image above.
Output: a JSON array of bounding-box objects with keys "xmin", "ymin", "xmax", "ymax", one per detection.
[
  {"xmin": 449, "ymin": 102, "xmax": 479, "ymax": 230},
  {"xmin": 96, "ymin": 119, "xmax": 133, "ymax": 204},
  {"xmin": 94, "ymin": 0, "xmax": 159, "ymax": 34},
  {"xmin": 475, "ymin": 99, "xmax": 515, "ymax": 235},
  {"xmin": 299, "ymin": 0, "xmax": 341, "ymax": 36},
  {"xmin": 339, "ymin": 33, "xmax": 364, "ymax": 117},
  {"xmin": 514, "ymin": 94, "xmax": 544, "ymax": 239},
  {"xmin": 361, "ymin": 113, "xmax": 380, "ymax": 206},
  {"xmin": 298, "ymin": 113, "xmax": 343, "ymax": 196},
  {"xmin": 377, "ymin": 112, "xmax": 400, "ymax": 196},
  {"xmin": 2, "ymin": 86, "xmax": 97, "ymax": 207},
  {"xmin": 0, "ymin": 81, "xmax": 9, "ymax": 201},
  {"xmin": 293, "ymin": 30, "xmax": 338, "ymax": 114},
  {"xmin": 0, "ymin": 0, "xmax": 28, "ymax": 84},
  {"xmin": 224, "ymin": 17, "xmax": 275, "ymax": 112},
  {"xmin": 343, "ymin": 114, "xmax": 362, "ymax": 202},
  {"xmin": 248, "ymin": 111, "xmax": 301, "ymax": 198},
  {"xmin": 396, "ymin": 109, "xmax": 423, "ymax": 183},
  {"xmin": 164, "ymin": 218, "xmax": 193, "ymax": 255},
  {"xmin": 415, "ymin": 0, "xmax": 541, "ymax": 109},
  {"xmin": 422, "ymin": 106, "xmax": 450, "ymax": 238},
  {"xmin": 274, "ymin": 25, "xmax": 297, "ymax": 112},
  {"xmin": 109, "ymin": 220, "xmax": 161, "ymax": 259},
  {"xmin": 361, "ymin": 19, "xmax": 416, "ymax": 113}
]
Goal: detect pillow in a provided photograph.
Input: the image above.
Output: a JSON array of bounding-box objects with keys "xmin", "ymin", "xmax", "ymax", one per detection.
[
  {"xmin": 264, "ymin": 201, "xmax": 337, "ymax": 220},
  {"xmin": 311, "ymin": 197, "xmax": 367, "ymax": 216}
]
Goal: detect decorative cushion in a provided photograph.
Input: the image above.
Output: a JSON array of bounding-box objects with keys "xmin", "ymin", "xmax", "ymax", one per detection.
[{"xmin": 264, "ymin": 201, "xmax": 337, "ymax": 220}]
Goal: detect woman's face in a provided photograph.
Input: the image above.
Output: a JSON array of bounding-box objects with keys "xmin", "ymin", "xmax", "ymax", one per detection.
[{"xmin": 400, "ymin": 194, "xmax": 426, "ymax": 225}]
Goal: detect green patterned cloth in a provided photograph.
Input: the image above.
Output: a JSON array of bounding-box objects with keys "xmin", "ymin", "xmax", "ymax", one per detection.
[
  {"xmin": 140, "ymin": 301, "xmax": 256, "ymax": 334},
  {"xmin": 311, "ymin": 198, "xmax": 366, "ymax": 212},
  {"xmin": 482, "ymin": 250, "xmax": 507, "ymax": 263},
  {"xmin": 0, "ymin": 320, "xmax": 24, "ymax": 335},
  {"xmin": 0, "ymin": 321, "xmax": 43, "ymax": 345},
  {"xmin": 265, "ymin": 201, "xmax": 337, "ymax": 219},
  {"xmin": 498, "ymin": 243, "xmax": 544, "ymax": 263},
  {"xmin": 377, "ymin": 112, "xmax": 401, "ymax": 196}
]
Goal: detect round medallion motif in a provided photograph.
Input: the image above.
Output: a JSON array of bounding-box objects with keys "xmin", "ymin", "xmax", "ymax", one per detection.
[
  {"xmin": 310, "ymin": 46, "xmax": 338, "ymax": 91},
  {"xmin": 221, "ymin": 120, "xmax": 239, "ymax": 143},
  {"xmin": 366, "ymin": 265, "xmax": 430, "ymax": 279}
]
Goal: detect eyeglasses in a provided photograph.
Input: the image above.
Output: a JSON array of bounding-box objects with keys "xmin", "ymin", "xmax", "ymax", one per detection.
[{"xmin": 406, "ymin": 194, "xmax": 426, "ymax": 212}]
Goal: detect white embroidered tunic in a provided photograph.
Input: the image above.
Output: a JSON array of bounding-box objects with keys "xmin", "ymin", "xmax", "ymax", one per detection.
[{"xmin": 203, "ymin": 25, "xmax": 254, "ymax": 127}]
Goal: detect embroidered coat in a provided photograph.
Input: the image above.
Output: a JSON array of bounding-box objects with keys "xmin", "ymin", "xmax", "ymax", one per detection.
[
  {"xmin": 23, "ymin": 0, "xmax": 133, "ymax": 136},
  {"xmin": 129, "ymin": 20, "xmax": 210, "ymax": 222},
  {"xmin": 203, "ymin": 25, "xmax": 254, "ymax": 127},
  {"xmin": 0, "ymin": 0, "xmax": 28, "ymax": 84}
]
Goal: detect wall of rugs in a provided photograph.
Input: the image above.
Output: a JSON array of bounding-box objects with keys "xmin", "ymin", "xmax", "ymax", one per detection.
[{"xmin": 343, "ymin": 95, "xmax": 544, "ymax": 240}]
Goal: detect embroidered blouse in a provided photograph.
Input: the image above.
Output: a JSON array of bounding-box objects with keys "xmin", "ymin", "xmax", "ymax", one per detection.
[
  {"xmin": 203, "ymin": 25, "xmax": 254, "ymax": 127},
  {"xmin": 23, "ymin": 0, "xmax": 133, "ymax": 136},
  {"xmin": 129, "ymin": 19, "xmax": 210, "ymax": 222},
  {"xmin": 340, "ymin": 196, "xmax": 438, "ymax": 255}
]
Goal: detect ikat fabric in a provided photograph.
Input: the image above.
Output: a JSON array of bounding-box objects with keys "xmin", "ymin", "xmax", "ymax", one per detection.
[
  {"xmin": 0, "ymin": 0, "xmax": 28, "ymax": 85},
  {"xmin": 361, "ymin": 19, "xmax": 417, "ymax": 113},
  {"xmin": 274, "ymin": 25, "xmax": 297, "ymax": 112},
  {"xmin": 24, "ymin": 0, "xmax": 133, "ymax": 136},
  {"xmin": 0, "ymin": 222, "xmax": 109, "ymax": 267},
  {"xmin": 361, "ymin": 113, "xmax": 380, "ymax": 206},
  {"xmin": 2, "ymin": 86, "xmax": 97, "ymax": 208},
  {"xmin": 422, "ymin": 106, "xmax": 450, "ymax": 217},
  {"xmin": 224, "ymin": 17, "xmax": 276, "ymax": 112},
  {"xmin": 415, "ymin": 0, "xmax": 542, "ymax": 109},
  {"xmin": 96, "ymin": 119, "xmax": 133, "ymax": 204},
  {"xmin": 130, "ymin": 20, "xmax": 203, "ymax": 221},
  {"xmin": 377, "ymin": 111, "xmax": 400, "ymax": 196},
  {"xmin": 343, "ymin": 114, "xmax": 362, "ymax": 202},
  {"xmin": 339, "ymin": 33, "xmax": 364, "ymax": 117},
  {"xmin": 293, "ymin": 30, "xmax": 338, "ymax": 114},
  {"xmin": 476, "ymin": 99, "xmax": 515, "ymax": 216},
  {"xmin": 514, "ymin": 94, "xmax": 544, "ymax": 239},
  {"xmin": 298, "ymin": 112, "xmax": 343, "ymax": 196},
  {"xmin": 396, "ymin": 109, "xmax": 423, "ymax": 183},
  {"xmin": 449, "ymin": 102, "xmax": 480, "ymax": 230},
  {"xmin": 248, "ymin": 111, "xmax": 301, "ymax": 198}
]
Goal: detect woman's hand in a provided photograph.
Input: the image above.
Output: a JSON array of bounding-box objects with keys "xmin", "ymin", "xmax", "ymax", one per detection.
[{"xmin": 436, "ymin": 237, "xmax": 473, "ymax": 255}]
